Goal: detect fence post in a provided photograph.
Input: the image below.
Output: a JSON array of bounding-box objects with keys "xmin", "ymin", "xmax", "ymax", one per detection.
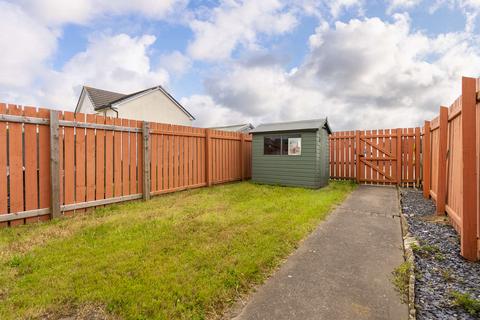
[
  {"xmin": 396, "ymin": 128, "xmax": 402, "ymax": 185},
  {"xmin": 422, "ymin": 121, "xmax": 431, "ymax": 198},
  {"xmin": 49, "ymin": 110, "xmax": 61, "ymax": 219},
  {"xmin": 355, "ymin": 130, "xmax": 361, "ymax": 183},
  {"xmin": 436, "ymin": 106, "xmax": 448, "ymax": 215},
  {"xmin": 461, "ymin": 76, "xmax": 478, "ymax": 261},
  {"xmin": 205, "ymin": 129, "xmax": 212, "ymax": 186},
  {"xmin": 142, "ymin": 122, "xmax": 150, "ymax": 201},
  {"xmin": 240, "ymin": 134, "xmax": 245, "ymax": 181}
]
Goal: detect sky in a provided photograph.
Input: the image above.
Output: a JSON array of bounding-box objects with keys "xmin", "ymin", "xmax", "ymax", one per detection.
[{"xmin": 1, "ymin": 0, "xmax": 480, "ymax": 130}]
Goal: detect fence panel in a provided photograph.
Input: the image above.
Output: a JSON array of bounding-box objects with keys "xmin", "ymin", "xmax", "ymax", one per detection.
[
  {"xmin": 446, "ymin": 100, "xmax": 463, "ymax": 232},
  {"xmin": 430, "ymin": 119, "xmax": 440, "ymax": 200},
  {"xmin": 330, "ymin": 129, "xmax": 420, "ymax": 185},
  {"xmin": 0, "ymin": 104, "xmax": 252, "ymax": 227},
  {"xmin": 422, "ymin": 77, "xmax": 479, "ymax": 261}
]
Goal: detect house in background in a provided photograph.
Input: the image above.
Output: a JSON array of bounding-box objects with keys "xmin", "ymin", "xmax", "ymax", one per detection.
[
  {"xmin": 75, "ymin": 85, "xmax": 195, "ymax": 126},
  {"xmin": 209, "ymin": 123, "xmax": 254, "ymax": 133}
]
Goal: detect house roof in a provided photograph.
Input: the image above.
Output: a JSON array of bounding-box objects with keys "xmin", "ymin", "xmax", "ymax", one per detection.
[
  {"xmin": 209, "ymin": 123, "xmax": 254, "ymax": 132},
  {"xmin": 76, "ymin": 85, "xmax": 195, "ymax": 120},
  {"xmin": 250, "ymin": 118, "xmax": 332, "ymax": 134}
]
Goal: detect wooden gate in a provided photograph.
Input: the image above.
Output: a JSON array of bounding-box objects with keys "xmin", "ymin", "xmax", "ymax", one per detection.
[{"xmin": 329, "ymin": 128, "xmax": 421, "ymax": 186}]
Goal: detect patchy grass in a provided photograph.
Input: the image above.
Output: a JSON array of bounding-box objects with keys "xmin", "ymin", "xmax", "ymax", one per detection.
[
  {"xmin": 411, "ymin": 243, "xmax": 445, "ymax": 261},
  {"xmin": 451, "ymin": 291, "xmax": 480, "ymax": 316},
  {"xmin": 0, "ymin": 181, "xmax": 355, "ymax": 319},
  {"xmin": 392, "ymin": 260, "xmax": 411, "ymax": 303}
]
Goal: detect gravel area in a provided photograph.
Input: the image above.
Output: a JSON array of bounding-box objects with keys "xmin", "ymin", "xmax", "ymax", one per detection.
[{"xmin": 401, "ymin": 189, "xmax": 480, "ymax": 320}]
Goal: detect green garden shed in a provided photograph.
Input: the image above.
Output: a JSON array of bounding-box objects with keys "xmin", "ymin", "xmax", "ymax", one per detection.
[{"xmin": 251, "ymin": 119, "xmax": 332, "ymax": 188}]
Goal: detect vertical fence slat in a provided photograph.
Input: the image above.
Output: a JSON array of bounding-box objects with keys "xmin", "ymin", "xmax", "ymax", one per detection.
[
  {"xmin": 63, "ymin": 111, "xmax": 75, "ymax": 216},
  {"xmin": 137, "ymin": 121, "xmax": 143, "ymax": 196},
  {"xmin": 415, "ymin": 127, "xmax": 421, "ymax": 187},
  {"xmin": 151, "ymin": 124, "xmax": 157, "ymax": 192},
  {"xmin": 113, "ymin": 118, "xmax": 122, "ymax": 197},
  {"xmin": 105, "ymin": 117, "xmax": 114, "ymax": 199},
  {"xmin": 96, "ymin": 116, "xmax": 105, "ymax": 201},
  {"xmin": 0, "ymin": 104, "xmax": 7, "ymax": 226},
  {"xmin": 206, "ymin": 129, "xmax": 212, "ymax": 186},
  {"xmin": 75, "ymin": 113, "xmax": 86, "ymax": 213},
  {"xmin": 338, "ymin": 132, "xmax": 342, "ymax": 179},
  {"xmin": 437, "ymin": 106, "xmax": 448, "ymax": 215},
  {"xmin": 9, "ymin": 105, "xmax": 25, "ymax": 225},
  {"xmin": 86, "ymin": 114, "xmax": 96, "ymax": 203},
  {"xmin": 372, "ymin": 129, "xmax": 378, "ymax": 182},
  {"xmin": 461, "ymin": 77, "xmax": 478, "ymax": 260},
  {"xmin": 386, "ymin": 129, "xmax": 393, "ymax": 184},
  {"xmin": 407, "ymin": 128, "xmax": 413, "ymax": 186},
  {"xmin": 121, "ymin": 118, "xmax": 130, "ymax": 196},
  {"xmin": 423, "ymin": 121, "xmax": 431, "ymax": 198},
  {"xmin": 159, "ymin": 124, "xmax": 165, "ymax": 190},
  {"xmin": 349, "ymin": 130, "xmax": 355, "ymax": 179},
  {"xmin": 355, "ymin": 131, "xmax": 361, "ymax": 183},
  {"xmin": 23, "ymin": 107, "xmax": 39, "ymax": 223},
  {"xmin": 129, "ymin": 120, "xmax": 137, "ymax": 194},
  {"xmin": 396, "ymin": 128, "xmax": 402, "ymax": 185}
]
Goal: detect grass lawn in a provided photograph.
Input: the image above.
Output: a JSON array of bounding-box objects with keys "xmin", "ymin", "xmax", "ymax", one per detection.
[{"xmin": 0, "ymin": 181, "xmax": 355, "ymax": 319}]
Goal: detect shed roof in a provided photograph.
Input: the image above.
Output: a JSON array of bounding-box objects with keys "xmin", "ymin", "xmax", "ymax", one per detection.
[
  {"xmin": 209, "ymin": 123, "xmax": 254, "ymax": 132},
  {"xmin": 251, "ymin": 118, "xmax": 331, "ymax": 134}
]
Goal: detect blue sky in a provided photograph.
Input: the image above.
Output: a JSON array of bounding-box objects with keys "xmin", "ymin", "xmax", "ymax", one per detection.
[{"xmin": 1, "ymin": 0, "xmax": 479, "ymax": 129}]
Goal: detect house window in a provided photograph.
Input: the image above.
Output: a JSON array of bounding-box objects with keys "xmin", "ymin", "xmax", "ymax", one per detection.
[{"xmin": 264, "ymin": 134, "xmax": 301, "ymax": 155}]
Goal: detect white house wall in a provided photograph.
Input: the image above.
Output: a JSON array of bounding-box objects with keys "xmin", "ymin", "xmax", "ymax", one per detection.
[
  {"xmin": 78, "ymin": 93, "xmax": 96, "ymax": 114},
  {"xmin": 114, "ymin": 90, "xmax": 192, "ymax": 126}
]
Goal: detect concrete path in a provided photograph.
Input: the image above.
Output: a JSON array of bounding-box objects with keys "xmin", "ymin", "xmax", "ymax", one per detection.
[{"xmin": 233, "ymin": 185, "xmax": 408, "ymax": 320}]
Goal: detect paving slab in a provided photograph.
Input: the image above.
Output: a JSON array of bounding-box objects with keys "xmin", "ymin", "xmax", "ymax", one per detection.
[{"xmin": 232, "ymin": 185, "xmax": 408, "ymax": 320}]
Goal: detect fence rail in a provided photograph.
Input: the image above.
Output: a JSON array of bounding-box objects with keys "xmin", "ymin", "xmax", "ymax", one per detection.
[{"xmin": 0, "ymin": 103, "xmax": 252, "ymax": 227}]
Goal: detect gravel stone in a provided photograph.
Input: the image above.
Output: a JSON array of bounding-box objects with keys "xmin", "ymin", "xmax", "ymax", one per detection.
[{"xmin": 400, "ymin": 189, "xmax": 480, "ymax": 320}]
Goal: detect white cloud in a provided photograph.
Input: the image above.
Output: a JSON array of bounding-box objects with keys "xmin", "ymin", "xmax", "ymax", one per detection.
[
  {"xmin": 194, "ymin": 14, "xmax": 480, "ymax": 130},
  {"xmin": 0, "ymin": 2, "xmax": 57, "ymax": 88},
  {"xmin": 327, "ymin": 0, "xmax": 363, "ymax": 17},
  {"xmin": 43, "ymin": 33, "xmax": 169, "ymax": 109},
  {"xmin": 14, "ymin": 0, "xmax": 186, "ymax": 25},
  {"xmin": 159, "ymin": 51, "xmax": 192, "ymax": 76},
  {"xmin": 9, "ymin": 33, "xmax": 169, "ymax": 110},
  {"xmin": 187, "ymin": 0, "xmax": 298, "ymax": 61},
  {"xmin": 0, "ymin": 0, "xmax": 182, "ymax": 108},
  {"xmin": 181, "ymin": 95, "xmax": 246, "ymax": 127},
  {"xmin": 387, "ymin": 0, "xmax": 422, "ymax": 13}
]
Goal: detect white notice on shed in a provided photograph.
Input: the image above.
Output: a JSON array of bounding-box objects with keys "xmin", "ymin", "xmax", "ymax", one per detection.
[{"xmin": 288, "ymin": 138, "xmax": 301, "ymax": 155}]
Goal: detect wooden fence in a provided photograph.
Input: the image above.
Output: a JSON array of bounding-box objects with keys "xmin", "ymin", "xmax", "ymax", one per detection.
[
  {"xmin": 0, "ymin": 103, "xmax": 252, "ymax": 227},
  {"xmin": 329, "ymin": 128, "xmax": 421, "ymax": 187},
  {"xmin": 422, "ymin": 77, "xmax": 479, "ymax": 261},
  {"xmin": 330, "ymin": 76, "xmax": 479, "ymax": 261}
]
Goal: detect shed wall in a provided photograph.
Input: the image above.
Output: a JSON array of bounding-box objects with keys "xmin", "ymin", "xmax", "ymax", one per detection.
[
  {"xmin": 252, "ymin": 131, "xmax": 323, "ymax": 188},
  {"xmin": 317, "ymin": 128, "xmax": 330, "ymax": 186}
]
